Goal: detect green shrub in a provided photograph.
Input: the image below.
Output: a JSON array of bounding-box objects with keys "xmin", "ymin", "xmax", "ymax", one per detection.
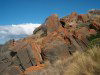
[
  {"xmin": 88, "ymin": 38, "xmax": 100, "ymax": 48},
  {"xmin": 88, "ymin": 33, "xmax": 100, "ymax": 41},
  {"xmin": 77, "ymin": 22, "xmax": 91, "ymax": 29}
]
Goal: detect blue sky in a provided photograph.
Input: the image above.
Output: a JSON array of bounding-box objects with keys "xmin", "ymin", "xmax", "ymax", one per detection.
[
  {"xmin": 0, "ymin": 0, "xmax": 100, "ymax": 44},
  {"xmin": 0, "ymin": 0, "xmax": 100, "ymax": 25}
]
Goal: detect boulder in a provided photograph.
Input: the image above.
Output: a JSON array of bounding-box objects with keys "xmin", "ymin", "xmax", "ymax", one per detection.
[
  {"xmin": 41, "ymin": 32, "xmax": 70, "ymax": 63},
  {"xmin": 45, "ymin": 14, "xmax": 61, "ymax": 33}
]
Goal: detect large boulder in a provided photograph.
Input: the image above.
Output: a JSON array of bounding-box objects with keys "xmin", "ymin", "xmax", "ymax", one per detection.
[
  {"xmin": 45, "ymin": 14, "xmax": 61, "ymax": 33},
  {"xmin": 41, "ymin": 32, "xmax": 70, "ymax": 63}
]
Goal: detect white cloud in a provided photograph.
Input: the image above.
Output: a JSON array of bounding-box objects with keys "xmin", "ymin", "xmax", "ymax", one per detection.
[
  {"xmin": 0, "ymin": 23, "xmax": 41, "ymax": 44},
  {"xmin": 11, "ymin": 23, "xmax": 41, "ymax": 35}
]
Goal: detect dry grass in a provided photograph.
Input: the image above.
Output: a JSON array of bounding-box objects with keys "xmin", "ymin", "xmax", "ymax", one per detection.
[
  {"xmin": 63, "ymin": 46, "xmax": 100, "ymax": 75},
  {"xmin": 49, "ymin": 46, "xmax": 100, "ymax": 75}
]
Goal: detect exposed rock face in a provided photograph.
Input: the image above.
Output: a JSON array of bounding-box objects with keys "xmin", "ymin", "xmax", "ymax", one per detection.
[
  {"xmin": 33, "ymin": 14, "xmax": 61, "ymax": 37},
  {"xmin": 0, "ymin": 10, "xmax": 99, "ymax": 75},
  {"xmin": 45, "ymin": 14, "xmax": 61, "ymax": 32}
]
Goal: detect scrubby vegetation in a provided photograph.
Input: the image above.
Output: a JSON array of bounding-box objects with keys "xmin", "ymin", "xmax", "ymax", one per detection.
[{"xmin": 88, "ymin": 32, "xmax": 100, "ymax": 48}]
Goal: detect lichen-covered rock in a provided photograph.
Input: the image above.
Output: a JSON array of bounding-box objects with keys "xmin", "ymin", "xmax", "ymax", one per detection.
[
  {"xmin": 45, "ymin": 14, "xmax": 61, "ymax": 33},
  {"xmin": 41, "ymin": 32, "xmax": 70, "ymax": 63}
]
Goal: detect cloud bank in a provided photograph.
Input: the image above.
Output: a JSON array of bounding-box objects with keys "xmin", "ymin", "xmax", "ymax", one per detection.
[{"xmin": 0, "ymin": 23, "xmax": 41, "ymax": 44}]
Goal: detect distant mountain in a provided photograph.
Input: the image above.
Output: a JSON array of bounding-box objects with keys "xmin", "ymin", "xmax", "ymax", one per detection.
[{"xmin": 0, "ymin": 45, "xmax": 3, "ymax": 49}]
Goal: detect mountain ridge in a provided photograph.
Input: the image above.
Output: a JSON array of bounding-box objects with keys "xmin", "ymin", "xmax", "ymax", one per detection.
[{"xmin": 0, "ymin": 10, "xmax": 100, "ymax": 75}]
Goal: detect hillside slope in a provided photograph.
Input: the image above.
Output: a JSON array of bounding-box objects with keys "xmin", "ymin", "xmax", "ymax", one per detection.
[{"xmin": 0, "ymin": 10, "xmax": 100, "ymax": 75}]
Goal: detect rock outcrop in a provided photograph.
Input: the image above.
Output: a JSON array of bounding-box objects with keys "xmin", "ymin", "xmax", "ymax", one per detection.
[{"xmin": 0, "ymin": 10, "xmax": 99, "ymax": 75}]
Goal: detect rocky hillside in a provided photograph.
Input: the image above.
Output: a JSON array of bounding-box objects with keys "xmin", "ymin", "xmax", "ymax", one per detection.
[{"xmin": 0, "ymin": 10, "xmax": 100, "ymax": 75}]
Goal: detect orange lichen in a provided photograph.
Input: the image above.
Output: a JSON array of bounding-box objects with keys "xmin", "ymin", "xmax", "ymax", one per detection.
[{"xmin": 24, "ymin": 64, "xmax": 45, "ymax": 74}]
